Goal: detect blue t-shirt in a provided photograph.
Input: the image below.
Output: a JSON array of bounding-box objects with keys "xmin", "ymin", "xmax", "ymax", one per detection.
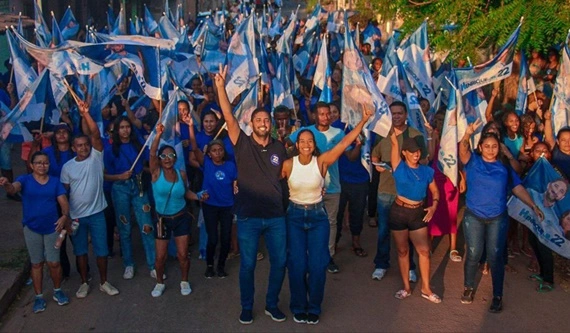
[
  {"xmin": 42, "ymin": 146, "xmax": 75, "ymax": 177},
  {"xmin": 552, "ymin": 146, "xmax": 570, "ymax": 180},
  {"xmin": 393, "ymin": 160, "xmax": 434, "ymax": 201},
  {"xmin": 16, "ymin": 174, "xmax": 66, "ymax": 234},
  {"xmin": 195, "ymin": 132, "xmax": 235, "ymax": 162},
  {"xmin": 202, "ymin": 157, "xmax": 237, "ymax": 207},
  {"xmin": 503, "ymin": 134, "xmax": 523, "ymax": 160},
  {"xmin": 465, "ymin": 153, "xmax": 522, "ymax": 218},
  {"xmin": 104, "ymin": 142, "xmax": 148, "ymax": 176}
]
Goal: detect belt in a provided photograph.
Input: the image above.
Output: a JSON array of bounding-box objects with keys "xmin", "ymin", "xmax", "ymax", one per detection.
[
  {"xmin": 290, "ymin": 201, "xmax": 324, "ymax": 210},
  {"xmin": 394, "ymin": 197, "xmax": 423, "ymax": 209},
  {"xmin": 158, "ymin": 209, "xmax": 187, "ymax": 220}
]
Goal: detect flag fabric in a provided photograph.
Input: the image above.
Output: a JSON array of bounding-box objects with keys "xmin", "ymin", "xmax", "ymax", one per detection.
[
  {"xmin": 508, "ymin": 158, "xmax": 570, "ymax": 259},
  {"xmin": 144, "ymin": 4, "xmax": 159, "ymax": 35},
  {"xmin": 313, "ymin": 35, "xmax": 332, "ymax": 103},
  {"xmin": 549, "ymin": 33, "xmax": 570, "ymax": 134},
  {"xmin": 271, "ymin": 53, "xmax": 294, "ymax": 110},
  {"xmin": 6, "ymin": 29, "xmax": 38, "ymax": 99},
  {"xmin": 225, "ymin": 14, "xmax": 258, "ymax": 103},
  {"xmin": 377, "ymin": 31, "xmax": 403, "ymax": 101},
  {"xmin": 158, "ymin": 14, "xmax": 181, "ymax": 40},
  {"xmin": 34, "ymin": 1, "xmax": 51, "ymax": 47},
  {"xmin": 437, "ymin": 77, "xmax": 461, "ymax": 186},
  {"xmin": 51, "ymin": 12, "xmax": 64, "ymax": 47},
  {"xmin": 165, "ymin": 0, "xmax": 175, "ymax": 26},
  {"xmin": 455, "ymin": 22, "xmax": 521, "ymax": 95},
  {"xmin": 396, "ymin": 56, "xmax": 429, "ymax": 143},
  {"xmin": 60, "ymin": 6, "xmax": 79, "ymax": 40},
  {"xmin": 397, "ymin": 21, "xmax": 435, "ymax": 103},
  {"xmin": 361, "ymin": 22, "xmax": 382, "ymax": 57},
  {"xmin": 233, "ymin": 82, "xmax": 259, "ymax": 135}
]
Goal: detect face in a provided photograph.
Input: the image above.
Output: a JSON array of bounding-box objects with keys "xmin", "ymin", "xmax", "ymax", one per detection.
[
  {"xmin": 523, "ymin": 121, "xmax": 536, "ymax": 137},
  {"xmin": 391, "ymin": 105, "xmax": 407, "ymax": 127},
  {"xmin": 546, "ymin": 180, "xmax": 568, "ymax": 202},
  {"xmin": 420, "ymin": 100, "xmax": 430, "ymax": 114},
  {"xmin": 191, "ymin": 79, "xmax": 203, "ymax": 94},
  {"xmin": 296, "ymin": 131, "xmax": 315, "ymax": 156},
  {"xmin": 372, "ymin": 59, "xmax": 383, "ymax": 71},
  {"xmin": 293, "ymin": 99, "xmax": 300, "ymax": 112},
  {"xmin": 531, "ymin": 143, "xmax": 551, "ymax": 162},
  {"xmin": 208, "ymin": 144, "xmax": 225, "ymax": 163},
  {"xmin": 315, "ymin": 106, "xmax": 332, "ymax": 127},
  {"xmin": 202, "ymin": 114, "xmax": 217, "ymax": 134},
  {"xmin": 274, "ymin": 112, "xmax": 289, "ymax": 129},
  {"xmin": 402, "ymin": 149, "xmax": 421, "ymax": 164},
  {"xmin": 557, "ymin": 131, "xmax": 570, "ymax": 154},
  {"xmin": 329, "ymin": 105, "xmax": 340, "ymax": 122},
  {"xmin": 159, "ymin": 147, "xmax": 177, "ymax": 169},
  {"xmin": 55, "ymin": 129, "xmax": 69, "ymax": 144},
  {"xmin": 31, "ymin": 155, "xmax": 49, "ymax": 175},
  {"xmin": 504, "ymin": 113, "xmax": 520, "ymax": 133},
  {"xmin": 251, "ymin": 111, "xmax": 271, "ymax": 138},
  {"xmin": 102, "ymin": 105, "xmax": 111, "ymax": 119},
  {"xmin": 434, "ymin": 114, "xmax": 445, "ymax": 132},
  {"xmin": 118, "ymin": 120, "xmax": 132, "ymax": 141},
  {"xmin": 72, "ymin": 137, "xmax": 92, "ymax": 160},
  {"xmin": 479, "ymin": 136, "xmax": 500, "ymax": 162},
  {"xmin": 178, "ymin": 102, "xmax": 190, "ymax": 120},
  {"xmin": 561, "ymin": 214, "xmax": 570, "ymax": 232},
  {"xmin": 110, "ymin": 103, "xmax": 118, "ymax": 117},
  {"xmin": 332, "ymin": 69, "xmax": 342, "ymax": 83}
]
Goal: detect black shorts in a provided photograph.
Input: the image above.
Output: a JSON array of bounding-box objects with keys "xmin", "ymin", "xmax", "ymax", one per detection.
[
  {"xmin": 155, "ymin": 209, "xmax": 192, "ymax": 240},
  {"xmin": 388, "ymin": 202, "xmax": 426, "ymax": 231}
]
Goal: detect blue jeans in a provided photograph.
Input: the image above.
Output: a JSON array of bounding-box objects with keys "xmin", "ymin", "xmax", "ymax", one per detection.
[
  {"xmin": 237, "ymin": 215, "xmax": 286, "ymax": 311},
  {"xmin": 463, "ymin": 209, "xmax": 508, "ymax": 297},
  {"xmin": 112, "ymin": 180, "xmax": 156, "ymax": 270},
  {"xmin": 72, "ymin": 211, "xmax": 108, "ymax": 257},
  {"xmin": 373, "ymin": 193, "xmax": 416, "ymax": 270},
  {"xmin": 287, "ymin": 203, "xmax": 330, "ymax": 315}
]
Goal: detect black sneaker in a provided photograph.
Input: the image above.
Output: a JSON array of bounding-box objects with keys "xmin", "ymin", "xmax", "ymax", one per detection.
[
  {"xmin": 489, "ymin": 296, "xmax": 503, "ymax": 313},
  {"xmin": 293, "ymin": 313, "xmax": 308, "ymax": 324},
  {"xmin": 327, "ymin": 259, "xmax": 339, "ymax": 273},
  {"xmin": 307, "ymin": 313, "xmax": 319, "ymax": 325},
  {"xmin": 217, "ymin": 267, "xmax": 228, "ymax": 279},
  {"xmin": 204, "ymin": 266, "xmax": 215, "ymax": 279},
  {"xmin": 239, "ymin": 309, "xmax": 253, "ymax": 324},
  {"xmin": 461, "ymin": 288, "xmax": 474, "ymax": 304},
  {"xmin": 264, "ymin": 307, "xmax": 286, "ymax": 322}
]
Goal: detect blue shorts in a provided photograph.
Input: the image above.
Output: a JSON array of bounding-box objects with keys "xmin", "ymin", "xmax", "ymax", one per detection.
[
  {"xmin": 0, "ymin": 142, "xmax": 12, "ymax": 170},
  {"xmin": 72, "ymin": 211, "xmax": 109, "ymax": 257}
]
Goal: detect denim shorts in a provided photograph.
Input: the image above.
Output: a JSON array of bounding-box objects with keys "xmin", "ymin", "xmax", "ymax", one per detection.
[
  {"xmin": 389, "ymin": 202, "xmax": 426, "ymax": 231},
  {"xmin": 23, "ymin": 227, "xmax": 60, "ymax": 264},
  {"xmin": 72, "ymin": 211, "xmax": 109, "ymax": 257},
  {"xmin": 155, "ymin": 209, "xmax": 191, "ymax": 240}
]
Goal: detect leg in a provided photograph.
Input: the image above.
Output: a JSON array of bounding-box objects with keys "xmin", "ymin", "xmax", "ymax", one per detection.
[
  {"xmin": 335, "ymin": 186, "xmax": 349, "ymax": 245},
  {"xmin": 409, "ymin": 227, "xmax": 433, "ymax": 295},
  {"xmin": 155, "ymin": 239, "xmax": 169, "ymax": 283},
  {"xmin": 462, "ymin": 211, "xmax": 486, "ymax": 290},
  {"xmin": 59, "ymin": 236, "xmax": 71, "ymax": 278},
  {"xmin": 347, "ymin": 182, "xmax": 368, "ymax": 251},
  {"xmin": 202, "ymin": 204, "xmax": 220, "ymax": 267},
  {"xmin": 306, "ymin": 208, "xmax": 330, "ymax": 315},
  {"xmin": 287, "ymin": 207, "xmax": 309, "ymax": 315},
  {"xmin": 47, "ymin": 262, "xmax": 63, "ymax": 289},
  {"xmin": 373, "ymin": 193, "xmax": 395, "ymax": 269},
  {"xmin": 175, "ymin": 236, "xmax": 190, "ymax": 281},
  {"xmin": 264, "ymin": 217, "xmax": 287, "ymax": 309},
  {"xmin": 31, "ymin": 262, "xmax": 44, "ymax": 295},
  {"xmin": 132, "ymin": 192, "xmax": 157, "ymax": 270},
  {"xmin": 485, "ymin": 214, "xmax": 509, "ymax": 297},
  {"xmin": 323, "ymin": 193, "xmax": 340, "ymax": 257},
  {"xmin": 392, "ymin": 230, "xmax": 411, "ymax": 292},
  {"xmin": 217, "ymin": 207, "xmax": 234, "ymax": 269},
  {"xmin": 112, "ymin": 182, "xmax": 135, "ymax": 268},
  {"xmin": 23, "ymin": 227, "xmax": 47, "ymax": 295},
  {"xmin": 95, "ymin": 257, "xmax": 108, "ymax": 284},
  {"xmin": 237, "ymin": 216, "xmax": 262, "ymax": 310},
  {"xmin": 87, "ymin": 212, "xmax": 110, "ymax": 283},
  {"xmin": 104, "ymin": 190, "xmax": 116, "ymax": 255}
]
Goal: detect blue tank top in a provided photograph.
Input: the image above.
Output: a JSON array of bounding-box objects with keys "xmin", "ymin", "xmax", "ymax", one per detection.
[{"xmin": 152, "ymin": 169, "xmax": 187, "ymax": 215}]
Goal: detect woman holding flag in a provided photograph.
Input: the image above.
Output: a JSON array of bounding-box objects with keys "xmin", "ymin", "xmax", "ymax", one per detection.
[{"xmin": 459, "ymin": 119, "xmax": 544, "ymax": 313}]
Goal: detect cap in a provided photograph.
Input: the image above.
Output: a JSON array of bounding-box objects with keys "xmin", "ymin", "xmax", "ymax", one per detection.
[
  {"xmin": 402, "ymin": 138, "xmax": 421, "ymax": 153},
  {"xmin": 53, "ymin": 123, "xmax": 71, "ymax": 133}
]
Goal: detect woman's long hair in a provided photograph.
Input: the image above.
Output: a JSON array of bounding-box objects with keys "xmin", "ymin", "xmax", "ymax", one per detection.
[{"xmin": 111, "ymin": 116, "xmax": 142, "ymax": 157}]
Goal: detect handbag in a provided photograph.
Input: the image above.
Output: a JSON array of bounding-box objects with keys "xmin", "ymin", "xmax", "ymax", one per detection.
[{"xmin": 156, "ymin": 180, "xmax": 176, "ymax": 239}]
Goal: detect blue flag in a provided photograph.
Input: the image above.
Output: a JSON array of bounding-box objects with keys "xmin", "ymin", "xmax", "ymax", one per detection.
[
  {"xmin": 6, "ymin": 29, "xmax": 38, "ymax": 99},
  {"xmin": 144, "ymin": 4, "xmax": 159, "ymax": 35},
  {"xmin": 225, "ymin": 14, "xmax": 258, "ymax": 103},
  {"xmin": 34, "ymin": 1, "xmax": 51, "ymax": 47},
  {"xmin": 233, "ymin": 82, "xmax": 259, "ymax": 135},
  {"xmin": 362, "ymin": 22, "xmax": 382, "ymax": 57},
  {"xmin": 60, "ymin": 6, "xmax": 79, "ymax": 40},
  {"xmin": 549, "ymin": 33, "xmax": 570, "ymax": 134}
]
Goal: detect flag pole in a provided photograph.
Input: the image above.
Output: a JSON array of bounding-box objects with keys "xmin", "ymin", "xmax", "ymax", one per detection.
[
  {"xmin": 157, "ymin": 45, "xmax": 163, "ymax": 121},
  {"xmin": 213, "ymin": 123, "xmax": 227, "ymax": 140}
]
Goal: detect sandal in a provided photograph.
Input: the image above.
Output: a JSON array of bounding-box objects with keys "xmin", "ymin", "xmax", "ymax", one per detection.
[
  {"xmin": 394, "ymin": 289, "xmax": 412, "ymax": 300},
  {"xmin": 537, "ymin": 282, "xmax": 554, "ymax": 293},
  {"xmin": 421, "ymin": 292, "xmax": 442, "ymax": 304},
  {"xmin": 352, "ymin": 247, "xmax": 368, "ymax": 257},
  {"xmin": 528, "ymin": 274, "xmax": 543, "ymax": 282},
  {"xmin": 368, "ymin": 217, "xmax": 378, "ymax": 228},
  {"xmin": 449, "ymin": 250, "xmax": 462, "ymax": 262},
  {"xmin": 256, "ymin": 252, "xmax": 264, "ymax": 261}
]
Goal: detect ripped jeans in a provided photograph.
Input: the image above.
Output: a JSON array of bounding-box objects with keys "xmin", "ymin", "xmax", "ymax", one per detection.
[{"xmin": 112, "ymin": 179, "xmax": 156, "ymax": 270}]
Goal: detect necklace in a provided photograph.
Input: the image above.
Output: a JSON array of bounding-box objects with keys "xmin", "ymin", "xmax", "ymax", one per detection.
[{"xmin": 409, "ymin": 166, "xmax": 420, "ymax": 181}]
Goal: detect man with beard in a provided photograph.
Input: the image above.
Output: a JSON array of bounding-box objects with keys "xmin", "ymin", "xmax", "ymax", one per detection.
[{"xmin": 214, "ymin": 65, "xmax": 288, "ymax": 325}]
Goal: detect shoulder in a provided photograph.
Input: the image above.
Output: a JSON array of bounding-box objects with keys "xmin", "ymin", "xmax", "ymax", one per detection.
[{"xmin": 408, "ymin": 127, "xmax": 423, "ymax": 137}]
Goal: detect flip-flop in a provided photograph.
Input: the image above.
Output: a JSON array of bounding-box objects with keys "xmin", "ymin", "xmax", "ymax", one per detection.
[
  {"xmin": 537, "ymin": 282, "xmax": 554, "ymax": 293},
  {"xmin": 394, "ymin": 289, "xmax": 412, "ymax": 300},
  {"xmin": 449, "ymin": 250, "xmax": 462, "ymax": 262},
  {"xmin": 528, "ymin": 274, "xmax": 543, "ymax": 282},
  {"xmin": 352, "ymin": 247, "xmax": 368, "ymax": 257},
  {"xmin": 421, "ymin": 292, "xmax": 442, "ymax": 304}
]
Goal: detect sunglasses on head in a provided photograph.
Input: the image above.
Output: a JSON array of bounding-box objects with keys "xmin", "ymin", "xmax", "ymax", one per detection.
[{"xmin": 159, "ymin": 153, "xmax": 176, "ymax": 160}]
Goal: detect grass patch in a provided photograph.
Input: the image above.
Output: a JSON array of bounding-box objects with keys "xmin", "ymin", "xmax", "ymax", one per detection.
[{"xmin": 0, "ymin": 247, "xmax": 29, "ymax": 271}]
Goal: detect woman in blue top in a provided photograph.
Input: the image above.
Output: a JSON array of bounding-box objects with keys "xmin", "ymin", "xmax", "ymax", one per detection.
[
  {"xmin": 148, "ymin": 120, "xmax": 204, "ymax": 297},
  {"xmin": 459, "ymin": 119, "xmax": 544, "ymax": 313},
  {"xmin": 189, "ymin": 118, "xmax": 237, "ymax": 278},
  {"xmin": 0, "ymin": 152, "xmax": 71, "ymax": 313},
  {"xmin": 387, "ymin": 127, "xmax": 441, "ymax": 303}
]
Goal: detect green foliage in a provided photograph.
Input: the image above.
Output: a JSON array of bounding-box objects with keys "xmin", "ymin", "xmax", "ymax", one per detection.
[{"xmin": 305, "ymin": 0, "xmax": 570, "ymax": 63}]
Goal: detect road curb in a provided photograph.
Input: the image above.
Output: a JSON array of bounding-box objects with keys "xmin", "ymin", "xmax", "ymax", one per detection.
[{"xmin": 0, "ymin": 261, "xmax": 30, "ymax": 319}]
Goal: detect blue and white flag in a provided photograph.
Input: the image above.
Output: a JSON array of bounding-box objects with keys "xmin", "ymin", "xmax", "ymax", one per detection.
[
  {"xmin": 6, "ymin": 29, "xmax": 37, "ymax": 99},
  {"xmin": 50, "ymin": 12, "xmax": 64, "ymax": 47},
  {"xmin": 549, "ymin": 34, "xmax": 570, "ymax": 134},
  {"xmin": 271, "ymin": 53, "xmax": 294, "ymax": 110},
  {"xmin": 376, "ymin": 31, "xmax": 402, "ymax": 101},
  {"xmin": 313, "ymin": 35, "xmax": 332, "ymax": 103},
  {"xmin": 164, "ymin": 0, "xmax": 176, "ymax": 26},
  {"xmin": 144, "ymin": 4, "xmax": 159, "ymax": 35},
  {"xmin": 225, "ymin": 14, "xmax": 258, "ymax": 103},
  {"xmin": 107, "ymin": 4, "xmax": 116, "ymax": 32},
  {"xmin": 508, "ymin": 158, "xmax": 570, "ymax": 259},
  {"xmin": 438, "ymin": 77, "xmax": 461, "ymax": 186},
  {"xmin": 60, "ymin": 6, "xmax": 79, "ymax": 40},
  {"xmin": 362, "ymin": 21, "xmax": 382, "ymax": 57},
  {"xmin": 397, "ymin": 21, "xmax": 435, "ymax": 103},
  {"xmin": 158, "ymin": 14, "xmax": 181, "ymax": 40},
  {"xmin": 455, "ymin": 22, "xmax": 521, "ymax": 95},
  {"xmin": 176, "ymin": 4, "xmax": 185, "ymax": 30},
  {"xmin": 463, "ymin": 87, "xmax": 488, "ymax": 145},
  {"xmin": 34, "ymin": 1, "xmax": 51, "ymax": 47},
  {"xmin": 515, "ymin": 51, "xmax": 536, "ymax": 115},
  {"xmin": 396, "ymin": 56, "xmax": 429, "ymax": 143},
  {"xmin": 233, "ymin": 82, "xmax": 259, "ymax": 135}
]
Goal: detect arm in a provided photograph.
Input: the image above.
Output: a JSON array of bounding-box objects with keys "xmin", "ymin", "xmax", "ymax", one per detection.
[
  {"xmin": 124, "ymin": 98, "xmax": 142, "ymax": 129},
  {"xmin": 213, "ymin": 65, "xmax": 240, "ymax": 145},
  {"xmin": 281, "ymin": 158, "xmax": 293, "ymax": 180},
  {"xmin": 149, "ymin": 124, "xmax": 164, "ymax": 178},
  {"xmin": 0, "ymin": 178, "xmax": 21, "ymax": 195},
  {"xmin": 79, "ymin": 101, "xmax": 103, "ymax": 152},
  {"xmin": 423, "ymin": 180, "xmax": 439, "ymax": 222},
  {"xmin": 344, "ymin": 141, "xmax": 362, "ymax": 161},
  {"xmin": 459, "ymin": 119, "xmax": 482, "ymax": 165},
  {"xmin": 187, "ymin": 118, "xmax": 204, "ymax": 167},
  {"xmin": 543, "ymin": 110, "xmax": 555, "ymax": 150},
  {"xmin": 389, "ymin": 129, "xmax": 401, "ymax": 171},
  {"xmin": 512, "ymin": 185, "xmax": 545, "ymax": 221},
  {"xmin": 6, "ymin": 83, "xmax": 18, "ymax": 109},
  {"xmin": 485, "ymin": 88, "xmax": 499, "ymax": 122},
  {"xmin": 55, "ymin": 195, "xmax": 71, "ymax": 233}
]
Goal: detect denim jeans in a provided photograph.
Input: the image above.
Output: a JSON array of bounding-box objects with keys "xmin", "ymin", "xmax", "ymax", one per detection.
[
  {"xmin": 336, "ymin": 181, "xmax": 368, "ymax": 243},
  {"xmin": 237, "ymin": 215, "xmax": 286, "ymax": 311},
  {"xmin": 463, "ymin": 209, "xmax": 508, "ymax": 297},
  {"xmin": 373, "ymin": 193, "xmax": 416, "ymax": 270},
  {"xmin": 287, "ymin": 203, "xmax": 330, "ymax": 315},
  {"xmin": 323, "ymin": 193, "xmax": 340, "ymax": 257},
  {"xmin": 202, "ymin": 203, "xmax": 233, "ymax": 268},
  {"xmin": 112, "ymin": 179, "xmax": 156, "ymax": 270}
]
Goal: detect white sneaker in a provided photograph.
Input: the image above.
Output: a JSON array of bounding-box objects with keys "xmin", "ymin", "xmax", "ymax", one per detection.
[
  {"xmin": 123, "ymin": 266, "xmax": 134, "ymax": 280},
  {"xmin": 409, "ymin": 270, "xmax": 418, "ymax": 283},
  {"xmin": 76, "ymin": 283, "xmax": 90, "ymax": 298},
  {"xmin": 150, "ymin": 269, "xmax": 166, "ymax": 280},
  {"xmin": 99, "ymin": 281, "xmax": 119, "ymax": 296},
  {"xmin": 372, "ymin": 268, "xmax": 387, "ymax": 280},
  {"xmin": 180, "ymin": 281, "xmax": 192, "ymax": 296},
  {"xmin": 151, "ymin": 283, "xmax": 165, "ymax": 297}
]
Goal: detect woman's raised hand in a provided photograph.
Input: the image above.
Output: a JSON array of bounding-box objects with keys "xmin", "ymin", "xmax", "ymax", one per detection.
[{"xmin": 465, "ymin": 118, "xmax": 483, "ymax": 136}]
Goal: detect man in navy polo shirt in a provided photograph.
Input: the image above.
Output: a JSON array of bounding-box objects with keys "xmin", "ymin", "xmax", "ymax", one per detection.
[{"xmin": 214, "ymin": 65, "xmax": 288, "ymax": 324}]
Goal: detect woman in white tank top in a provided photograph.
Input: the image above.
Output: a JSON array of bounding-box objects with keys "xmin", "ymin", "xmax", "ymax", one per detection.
[{"xmin": 280, "ymin": 107, "xmax": 372, "ymax": 324}]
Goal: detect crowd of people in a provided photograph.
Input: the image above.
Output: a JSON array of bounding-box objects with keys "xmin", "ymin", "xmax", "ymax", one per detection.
[{"xmin": 0, "ymin": 3, "xmax": 569, "ymax": 325}]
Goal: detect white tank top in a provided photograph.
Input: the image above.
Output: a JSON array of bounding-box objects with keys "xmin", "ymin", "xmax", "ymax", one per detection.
[{"xmin": 288, "ymin": 156, "xmax": 324, "ymax": 204}]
